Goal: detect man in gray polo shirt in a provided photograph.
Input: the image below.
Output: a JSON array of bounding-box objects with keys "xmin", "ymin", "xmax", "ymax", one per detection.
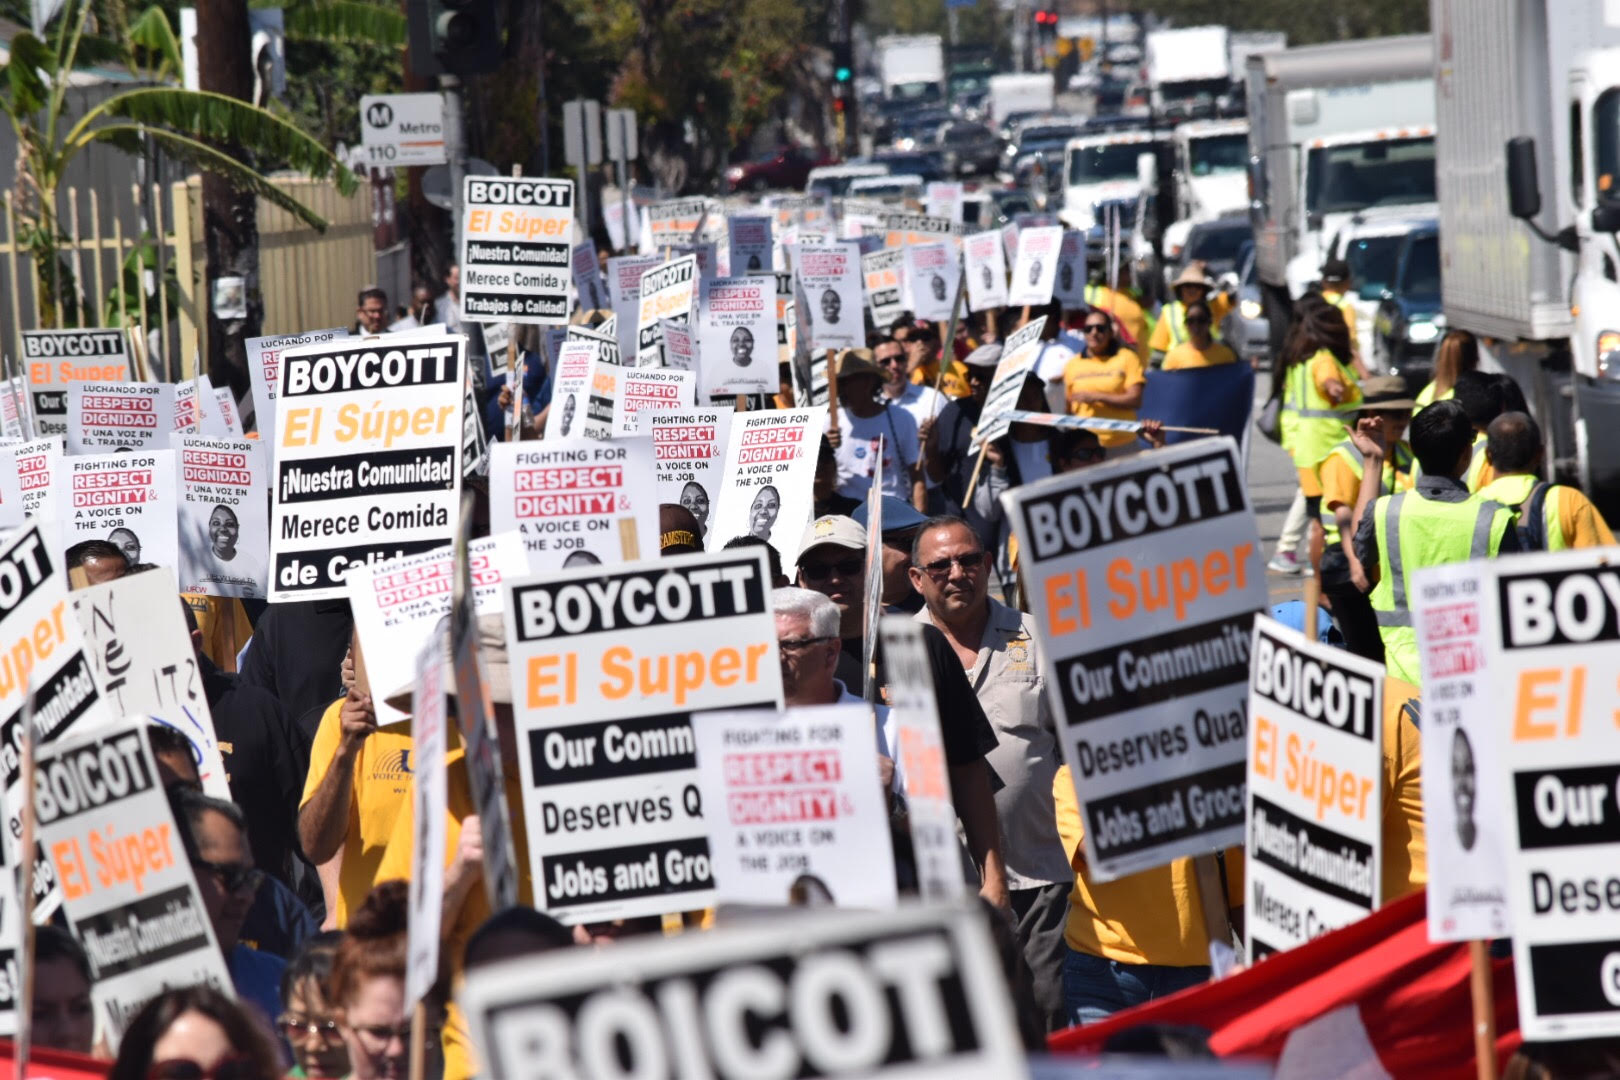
[{"xmin": 911, "ymin": 513, "xmax": 1071, "ymax": 1031}]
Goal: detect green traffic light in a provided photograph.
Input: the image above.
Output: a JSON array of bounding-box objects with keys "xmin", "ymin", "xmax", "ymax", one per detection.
[{"xmin": 836, "ymin": 66, "xmax": 851, "ymax": 82}]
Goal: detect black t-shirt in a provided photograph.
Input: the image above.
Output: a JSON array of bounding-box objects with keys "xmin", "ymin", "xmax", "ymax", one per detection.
[
  {"xmin": 837, "ymin": 623, "xmax": 998, "ymax": 768},
  {"xmin": 237, "ymin": 599, "xmax": 352, "ymax": 740}
]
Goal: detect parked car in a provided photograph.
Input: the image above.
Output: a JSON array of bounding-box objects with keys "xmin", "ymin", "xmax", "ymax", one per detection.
[
  {"xmin": 848, "ymin": 174, "xmax": 925, "ymax": 204},
  {"xmin": 937, "ymin": 120, "xmax": 1001, "ymax": 177},
  {"xmin": 1226, "ymin": 241, "xmax": 1269, "ymax": 363},
  {"xmin": 1166, "ymin": 215, "xmax": 1252, "ymax": 287},
  {"xmin": 721, "ymin": 146, "xmax": 831, "ymax": 192},
  {"xmin": 863, "ymin": 148, "xmax": 949, "ymax": 183},
  {"xmin": 1372, "ymin": 224, "xmax": 1443, "ymax": 384},
  {"xmin": 806, "ymin": 164, "xmax": 889, "ymax": 198},
  {"xmin": 1327, "ymin": 211, "xmax": 1436, "ymax": 369}
]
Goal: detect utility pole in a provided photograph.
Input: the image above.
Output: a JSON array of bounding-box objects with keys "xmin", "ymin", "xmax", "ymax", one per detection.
[
  {"xmin": 443, "ymin": 74, "xmax": 466, "ymax": 255},
  {"xmin": 195, "ymin": 0, "xmax": 258, "ymax": 393}
]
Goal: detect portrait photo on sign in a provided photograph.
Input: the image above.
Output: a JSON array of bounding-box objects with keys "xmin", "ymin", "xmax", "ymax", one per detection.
[
  {"xmin": 699, "ymin": 275, "xmax": 775, "ymax": 398},
  {"xmin": 179, "ymin": 437, "xmax": 268, "ymax": 598}
]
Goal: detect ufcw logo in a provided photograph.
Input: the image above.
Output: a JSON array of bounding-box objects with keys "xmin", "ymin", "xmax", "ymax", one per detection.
[{"xmin": 374, "ymin": 749, "xmax": 412, "ymax": 781}]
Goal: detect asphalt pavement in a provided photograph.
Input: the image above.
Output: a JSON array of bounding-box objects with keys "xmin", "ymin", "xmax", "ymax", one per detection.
[{"xmin": 1243, "ymin": 372, "xmax": 1312, "ymax": 608}]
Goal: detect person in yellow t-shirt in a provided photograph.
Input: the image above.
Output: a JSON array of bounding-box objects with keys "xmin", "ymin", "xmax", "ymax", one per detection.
[
  {"xmin": 1160, "ymin": 301, "xmax": 1237, "ymax": 370},
  {"xmin": 896, "ymin": 317, "xmax": 971, "ymax": 399},
  {"xmin": 1381, "ymin": 676, "xmax": 1426, "ymax": 901},
  {"xmin": 297, "ymin": 630, "xmax": 413, "ymax": 929},
  {"xmin": 1053, "ymin": 764, "xmax": 1243, "ymax": 1025},
  {"xmin": 1318, "ymin": 258, "xmax": 1369, "ymax": 377},
  {"xmin": 1414, "ymin": 329, "xmax": 1478, "ymax": 408},
  {"xmin": 1084, "ymin": 274, "xmax": 1153, "ymax": 361},
  {"xmin": 1478, "ymin": 411, "xmax": 1616, "ymax": 550},
  {"xmin": 1148, "ymin": 262, "xmax": 1233, "ymax": 364},
  {"xmin": 1064, "ymin": 312, "xmax": 1147, "ymax": 452},
  {"xmin": 182, "ymin": 593, "xmax": 253, "ymax": 672}
]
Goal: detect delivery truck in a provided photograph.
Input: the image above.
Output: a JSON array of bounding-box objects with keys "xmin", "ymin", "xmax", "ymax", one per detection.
[
  {"xmin": 987, "ymin": 73, "xmax": 1055, "ymax": 128},
  {"xmin": 1431, "ymin": 0, "xmax": 1620, "ymax": 515},
  {"xmin": 1144, "ymin": 25, "xmax": 1230, "ymax": 118},
  {"xmin": 877, "ymin": 35, "xmax": 945, "ymax": 102}
]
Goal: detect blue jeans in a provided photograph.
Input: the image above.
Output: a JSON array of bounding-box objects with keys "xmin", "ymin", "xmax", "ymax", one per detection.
[{"xmin": 1062, "ymin": 947, "xmax": 1210, "ymax": 1026}]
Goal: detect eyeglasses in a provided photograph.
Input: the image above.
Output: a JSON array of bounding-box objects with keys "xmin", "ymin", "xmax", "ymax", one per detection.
[
  {"xmin": 799, "ymin": 558, "xmax": 862, "ymax": 582},
  {"xmin": 779, "ymin": 636, "xmax": 834, "ymax": 652},
  {"xmin": 192, "ymin": 859, "xmax": 263, "ymax": 896},
  {"xmin": 147, "ymin": 1056, "xmax": 261, "ymax": 1080},
  {"xmin": 919, "ymin": 551, "xmax": 986, "ymax": 577},
  {"xmin": 349, "ymin": 1021, "xmax": 413, "ymax": 1050},
  {"xmin": 1185, "ymin": 317, "xmax": 1212, "ymax": 327},
  {"xmin": 278, "ymin": 1013, "xmax": 342, "ymax": 1043},
  {"xmin": 876, "ymin": 351, "xmax": 906, "ymax": 366},
  {"xmin": 1083, "ymin": 324, "xmax": 1111, "ymax": 335}
]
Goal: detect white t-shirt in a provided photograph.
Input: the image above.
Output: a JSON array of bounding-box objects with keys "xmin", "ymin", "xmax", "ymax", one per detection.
[
  {"xmin": 1034, "ymin": 340, "xmax": 1077, "ymax": 413},
  {"xmin": 886, "ymin": 383, "xmax": 947, "ymax": 489},
  {"xmin": 825, "ymin": 403, "xmax": 920, "ymax": 500}
]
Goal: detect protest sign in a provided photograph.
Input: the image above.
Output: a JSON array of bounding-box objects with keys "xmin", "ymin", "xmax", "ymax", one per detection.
[
  {"xmin": 794, "ymin": 243, "xmax": 863, "ymax": 353},
  {"xmin": 460, "ymin": 176, "xmax": 574, "ymax": 324},
  {"xmin": 581, "ymin": 360, "xmax": 619, "ymax": 441},
  {"xmin": 36, "ymin": 723, "xmax": 232, "ymax": 1046},
  {"xmin": 244, "ymin": 327, "xmax": 348, "ymax": 438},
  {"xmin": 880, "ymin": 617, "xmax": 967, "ymax": 902},
  {"xmin": 566, "ymin": 321, "xmax": 622, "ymax": 368},
  {"xmin": 612, "ymin": 367, "xmax": 695, "ymax": 436},
  {"xmin": 1009, "ymin": 225, "xmax": 1063, "ymax": 308},
  {"xmin": 479, "ymin": 319, "xmax": 511, "ymax": 360},
  {"xmin": 1000, "ymin": 221, "xmax": 1019, "ymax": 265},
  {"xmin": 706, "ymin": 409, "xmax": 819, "ymax": 563},
  {"xmin": 766, "ymin": 193, "xmax": 830, "ymax": 227},
  {"xmin": 1005, "ymin": 438, "xmax": 1265, "ymax": 880},
  {"xmin": 862, "ymin": 247, "xmax": 906, "ymax": 330},
  {"xmin": 974, "ymin": 317, "xmax": 1046, "ymax": 447},
  {"xmin": 863, "ymin": 447, "xmax": 883, "ymax": 701},
  {"xmin": 925, "ymin": 180, "xmax": 965, "ymax": 223},
  {"xmin": 178, "ymin": 437, "xmax": 268, "ymax": 599},
  {"xmin": 8, "ymin": 437, "xmax": 61, "ymax": 523},
  {"xmin": 1245, "ymin": 616, "xmax": 1383, "ymax": 960},
  {"xmin": 212, "ymin": 388, "xmax": 243, "ymax": 437},
  {"xmin": 606, "ymin": 254, "xmax": 662, "ymax": 362},
  {"xmin": 172, "ymin": 376, "xmax": 230, "ymax": 439},
  {"xmin": 639, "ymin": 408, "xmax": 733, "ymax": 540},
  {"xmin": 671, "ymin": 241, "xmax": 718, "ymax": 281},
  {"xmin": 774, "ymin": 271, "xmax": 795, "ymax": 359},
  {"xmin": 636, "ymin": 256, "xmax": 698, "ymax": 367},
  {"xmin": 545, "ymin": 341, "xmax": 598, "ymax": 440},
  {"xmin": 648, "ymin": 198, "xmax": 708, "ymax": 244},
  {"xmin": 72, "ymin": 567, "xmax": 230, "ymax": 800},
  {"xmin": 727, "ymin": 214, "xmax": 772, "ymax": 274},
  {"xmin": 347, "ymin": 532, "xmax": 528, "ymax": 726},
  {"xmin": 905, "ymin": 241, "xmax": 958, "ymax": 322},
  {"xmin": 22, "ymin": 329, "xmax": 129, "ymax": 439},
  {"xmin": 59, "ymin": 452, "xmax": 179, "ymax": 571},
  {"xmin": 693, "ymin": 703, "xmax": 897, "ymax": 909},
  {"xmin": 1054, "ymin": 230, "xmax": 1088, "ymax": 309},
  {"xmin": 504, "ymin": 548, "xmax": 780, "ymax": 922},
  {"xmin": 461, "ymin": 365, "xmax": 487, "ymax": 477},
  {"xmin": 1411, "ymin": 564, "xmax": 1512, "ymax": 942},
  {"xmin": 603, "ymin": 197, "xmax": 632, "ymax": 253},
  {"xmin": 461, "ymin": 904, "xmax": 1028, "ymax": 1080},
  {"xmin": 1001, "ymin": 410, "xmax": 1141, "ymax": 438},
  {"xmin": 882, "ymin": 211, "xmax": 957, "ymax": 249},
  {"xmin": 67, "ymin": 382, "xmax": 172, "ymax": 453},
  {"xmin": 0, "ymin": 850, "xmax": 16, "ymax": 1034},
  {"xmin": 964, "ymin": 230, "xmax": 1009, "ymax": 313},
  {"xmin": 657, "ymin": 319, "xmax": 695, "ymax": 372},
  {"xmin": 405, "ymin": 627, "xmax": 447, "ymax": 1008},
  {"xmin": 489, "ymin": 439, "xmax": 659, "ymax": 571},
  {"xmin": 698, "ymin": 275, "xmax": 776, "ymax": 398},
  {"xmin": 269, "ymin": 333, "xmax": 464, "ymax": 602},
  {"xmin": 1443, "ymin": 551, "xmax": 1620, "ymax": 1039},
  {"xmin": 0, "ymin": 459, "xmax": 22, "ymax": 532},
  {"xmin": 572, "ymin": 242, "xmax": 608, "ymax": 312},
  {"xmin": 1, "ymin": 376, "xmax": 28, "ymax": 439}
]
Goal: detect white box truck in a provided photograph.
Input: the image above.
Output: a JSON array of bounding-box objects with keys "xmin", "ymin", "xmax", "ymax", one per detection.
[
  {"xmin": 1246, "ymin": 35, "xmax": 1437, "ymax": 350},
  {"xmin": 1159, "ymin": 118, "xmax": 1251, "ymax": 262},
  {"xmin": 876, "ymin": 35, "xmax": 945, "ymax": 102},
  {"xmin": 1431, "ymin": 0, "xmax": 1620, "ymax": 516},
  {"xmin": 987, "ymin": 73, "xmax": 1054, "ymax": 128},
  {"xmin": 1144, "ymin": 25, "xmax": 1230, "ymax": 117}
]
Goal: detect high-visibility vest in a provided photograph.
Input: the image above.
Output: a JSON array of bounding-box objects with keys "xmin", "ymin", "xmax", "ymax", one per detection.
[
  {"xmin": 1370, "ymin": 491, "xmax": 1513, "ymax": 684},
  {"xmin": 1280, "ymin": 351, "xmax": 1356, "ymax": 470},
  {"xmin": 1476, "ymin": 473, "xmax": 1570, "ymax": 551},
  {"xmin": 1160, "ymin": 299, "xmax": 1226, "ymax": 348},
  {"xmin": 1464, "ymin": 433, "xmax": 1490, "ymax": 490},
  {"xmin": 1319, "ymin": 439, "xmax": 1414, "ymax": 545}
]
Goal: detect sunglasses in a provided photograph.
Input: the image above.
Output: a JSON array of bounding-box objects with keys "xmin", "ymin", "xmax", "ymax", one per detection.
[
  {"xmin": 800, "ymin": 558, "xmax": 862, "ymax": 582},
  {"xmin": 919, "ymin": 551, "xmax": 986, "ymax": 577},
  {"xmin": 147, "ymin": 1057, "xmax": 261, "ymax": 1080},
  {"xmin": 278, "ymin": 1014, "xmax": 342, "ymax": 1043},
  {"xmin": 779, "ymin": 636, "xmax": 834, "ymax": 652},
  {"xmin": 1083, "ymin": 324, "xmax": 1111, "ymax": 334},
  {"xmin": 193, "ymin": 859, "xmax": 263, "ymax": 896},
  {"xmin": 1185, "ymin": 317, "xmax": 1212, "ymax": 327}
]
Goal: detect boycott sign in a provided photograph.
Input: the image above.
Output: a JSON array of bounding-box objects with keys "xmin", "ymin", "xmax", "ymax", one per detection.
[
  {"xmin": 0, "ymin": 525, "xmax": 115, "ymax": 915},
  {"xmin": 1412, "ymin": 564, "xmax": 1511, "ymax": 942},
  {"xmin": 964, "ymin": 230, "xmax": 1009, "ymax": 313},
  {"xmin": 640, "ymin": 408, "xmax": 733, "ymax": 541},
  {"xmin": 504, "ymin": 548, "xmax": 781, "ymax": 922},
  {"xmin": 648, "ymin": 198, "xmax": 707, "ymax": 244},
  {"xmin": 178, "ymin": 437, "xmax": 268, "ymax": 599},
  {"xmin": 23, "ymin": 330, "xmax": 129, "ymax": 438},
  {"xmin": 567, "ymin": 322, "xmax": 621, "ymax": 368},
  {"xmin": 1245, "ymin": 616, "xmax": 1382, "ymax": 960},
  {"xmin": 1442, "ymin": 551, "xmax": 1620, "ymax": 1039},
  {"xmin": 706, "ymin": 409, "xmax": 819, "ymax": 564},
  {"xmin": 545, "ymin": 341, "xmax": 598, "ymax": 441},
  {"xmin": 490, "ymin": 439, "xmax": 659, "ymax": 572},
  {"xmin": 67, "ymin": 382, "xmax": 172, "ymax": 453},
  {"xmin": 905, "ymin": 241, "xmax": 958, "ymax": 322},
  {"xmin": 245, "ymin": 327, "xmax": 348, "ymax": 438},
  {"xmin": 612, "ymin": 368, "xmax": 695, "ymax": 436},
  {"xmin": 698, "ymin": 275, "xmax": 775, "ymax": 398},
  {"xmin": 606, "ymin": 255, "xmax": 663, "ymax": 362},
  {"xmin": 882, "ymin": 211, "xmax": 957, "ymax": 250},
  {"xmin": 1009, "ymin": 225, "xmax": 1062, "ymax": 308},
  {"xmin": 73, "ymin": 567, "xmax": 230, "ymax": 801},
  {"xmin": 693, "ymin": 704, "xmax": 896, "ymax": 909},
  {"xmin": 59, "ymin": 452, "xmax": 179, "ymax": 571},
  {"xmin": 347, "ymin": 532, "xmax": 528, "ymax": 726},
  {"xmin": 460, "ymin": 176, "xmax": 574, "ymax": 325},
  {"xmin": 728, "ymin": 215, "xmax": 772, "ymax": 274},
  {"xmin": 974, "ymin": 317, "xmax": 1046, "ymax": 447},
  {"xmin": 794, "ymin": 243, "xmax": 862, "ymax": 353},
  {"xmin": 636, "ymin": 257, "xmax": 698, "ymax": 367},
  {"xmin": 269, "ymin": 333, "xmax": 464, "ymax": 602},
  {"xmin": 462, "ymin": 904, "xmax": 1027, "ymax": 1080},
  {"xmin": 1053, "ymin": 230, "xmax": 1088, "ymax": 310},
  {"xmin": 862, "ymin": 248, "xmax": 906, "ymax": 329},
  {"xmin": 572, "ymin": 242, "xmax": 608, "ymax": 313},
  {"xmin": 35, "ymin": 723, "xmax": 232, "ymax": 1046},
  {"xmin": 1004, "ymin": 438, "xmax": 1266, "ymax": 879},
  {"xmin": 881, "ymin": 618, "xmax": 966, "ymax": 902}
]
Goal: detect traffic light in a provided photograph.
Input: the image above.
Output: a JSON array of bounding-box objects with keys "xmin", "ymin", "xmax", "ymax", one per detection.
[
  {"xmin": 407, "ymin": 0, "xmax": 502, "ymax": 77},
  {"xmin": 1033, "ymin": 10, "xmax": 1058, "ymax": 39},
  {"xmin": 833, "ymin": 42, "xmax": 853, "ymax": 84}
]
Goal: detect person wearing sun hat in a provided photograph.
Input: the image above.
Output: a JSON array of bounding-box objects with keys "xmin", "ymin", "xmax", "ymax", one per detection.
[
  {"xmin": 1148, "ymin": 260, "xmax": 1233, "ymax": 364},
  {"xmin": 824, "ymin": 348, "xmax": 925, "ymax": 509}
]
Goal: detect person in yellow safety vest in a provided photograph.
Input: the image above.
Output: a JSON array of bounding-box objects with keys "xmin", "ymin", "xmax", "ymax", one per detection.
[
  {"xmin": 1350, "ymin": 399, "xmax": 1522, "ymax": 686},
  {"xmin": 1149, "ymin": 262, "xmax": 1232, "ymax": 366},
  {"xmin": 1449, "ymin": 368, "xmax": 1535, "ymax": 491},
  {"xmin": 1084, "ymin": 272, "xmax": 1153, "ymax": 361},
  {"xmin": 1317, "ymin": 376, "xmax": 1416, "ymax": 665},
  {"xmin": 1276, "ymin": 299, "xmax": 1361, "ymax": 576},
  {"xmin": 1414, "ymin": 329, "xmax": 1479, "ymax": 408},
  {"xmin": 1318, "ymin": 258, "xmax": 1370, "ymax": 378},
  {"xmin": 1477, "ymin": 411, "xmax": 1616, "ymax": 551}
]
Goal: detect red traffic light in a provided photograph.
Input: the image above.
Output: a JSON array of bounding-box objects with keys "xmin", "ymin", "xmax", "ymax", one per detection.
[{"xmin": 1034, "ymin": 10, "xmax": 1056, "ymax": 24}]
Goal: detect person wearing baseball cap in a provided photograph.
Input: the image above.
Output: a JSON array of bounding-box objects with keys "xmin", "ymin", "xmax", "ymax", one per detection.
[
  {"xmin": 824, "ymin": 349, "xmax": 926, "ymax": 510},
  {"xmin": 1148, "ymin": 261, "xmax": 1233, "ymax": 365},
  {"xmin": 854, "ymin": 494, "xmax": 930, "ymax": 614},
  {"xmin": 1318, "ymin": 257, "xmax": 1367, "ymax": 376}
]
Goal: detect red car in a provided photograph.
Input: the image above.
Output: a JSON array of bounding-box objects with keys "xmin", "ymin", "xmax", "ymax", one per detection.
[{"xmin": 721, "ymin": 146, "xmax": 836, "ymax": 192}]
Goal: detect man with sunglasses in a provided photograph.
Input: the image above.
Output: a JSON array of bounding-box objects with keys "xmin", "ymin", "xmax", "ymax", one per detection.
[
  {"xmin": 824, "ymin": 349, "xmax": 926, "ymax": 510},
  {"xmin": 893, "ymin": 313, "xmax": 972, "ymax": 399},
  {"xmin": 910, "ymin": 515, "xmax": 1072, "ymax": 1031},
  {"xmin": 923, "ymin": 342, "xmax": 1004, "ymax": 521},
  {"xmin": 1064, "ymin": 311, "xmax": 1147, "ymax": 456},
  {"xmin": 875, "ymin": 333, "xmax": 946, "ymax": 488}
]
